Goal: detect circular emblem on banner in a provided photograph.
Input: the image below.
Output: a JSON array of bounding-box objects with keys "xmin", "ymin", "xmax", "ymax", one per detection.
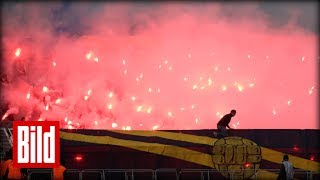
[{"xmin": 212, "ymin": 136, "xmax": 262, "ymax": 179}]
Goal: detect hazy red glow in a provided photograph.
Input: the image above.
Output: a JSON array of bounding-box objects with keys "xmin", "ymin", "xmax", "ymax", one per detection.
[{"xmin": 1, "ymin": 2, "xmax": 318, "ymax": 130}]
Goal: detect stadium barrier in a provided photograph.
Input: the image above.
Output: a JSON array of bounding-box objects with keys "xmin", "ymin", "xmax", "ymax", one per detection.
[{"xmin": 25, "ymin": 168, "xmax": 314, "ymax": 180}]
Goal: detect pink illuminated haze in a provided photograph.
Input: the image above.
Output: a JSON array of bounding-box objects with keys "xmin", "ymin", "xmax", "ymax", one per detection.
[{"xmin": 1, "ymin": 2, "xmax": 318, "ymax": 130}]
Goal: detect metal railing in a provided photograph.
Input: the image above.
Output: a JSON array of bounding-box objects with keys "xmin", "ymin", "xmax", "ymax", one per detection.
[{"xmin": 25, "ymin": 168, "xmax": 315, "ymax": 180}]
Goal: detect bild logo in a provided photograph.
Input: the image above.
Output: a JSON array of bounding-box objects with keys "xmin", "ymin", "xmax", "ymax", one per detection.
[{"xmin": 13, "ymin": 121, "xmax": 60, "ymax": 168}]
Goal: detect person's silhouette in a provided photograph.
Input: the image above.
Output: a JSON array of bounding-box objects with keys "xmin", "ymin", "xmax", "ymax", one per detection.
[{"xmin": 214, "ymin": 109, "xmax": 236, "ymax": 138}]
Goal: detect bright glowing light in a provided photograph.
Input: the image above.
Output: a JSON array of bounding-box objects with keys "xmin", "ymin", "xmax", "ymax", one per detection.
[
  {"xmin": 123, "ymin": 126, "xmax": 131, "ymax": 130},
  {"xmin": 287, "ymin": 100, "xmax": 292, "ymax": 106},
  {"xmin": 193, "ymin": 84, "xmax": 198, "ymax": 90},
  {"xmin": 45, "ymin": 105, "xmax": 49, "ymax": 111},
  {"xmin": 272, "ymin": 109, "xmax": 277, "ymax": 115},
  {"xmin": 221, "ymin": 85, "xmax": 227, "ymax": 91},
  {"xmin": 86, "ymin": 52, "xmax": 92, "ymax": 60},
  {"xmin": 137, "ymin": 105, "xmax": 143, "ymax": 112},
  {"xmin": 87, "ymin": 89, "xmax": 92, "ymax": 96},
  {"xmin": 168, "ymin": 111, "xmax": 173, "ymax": 117},
  {"xmin": 237, "ymin": 84, "xmax": 244, "ymax": 92},
  {"xmin": 108, "ymin": 104, "xmax": 113, "ymax": 110},
  {"xmin": 164, "ymin": 60, "xmax": 168, "ymax": 64},
  {"xmin": 184, "ymin": 77, "xmax": 188, "ymax": 82},
  {"xmin": 169, "ymin": 66, "xmax": 172, "ymax": 70},
  {"xmin": 52, "ymin": 61, "xmax": 57, "ymax": 67},
  {"xmin": 42, "ymin": 86, "xmax": 49, "ymax": 93},
  {"xmin": 112, "ymin": 122, "xmax": 118, "ymax": 128},
  {"xmin": 68, "ymin": 120, "xmax": 72, "ymax": 125},
  {"xmin": 309, "ymin": 86, "xmax": 315, "ymax": 95},
  {"xmin": 94, "ymin": 57, "xmax": 99, "ymax": 62},
  {"xmin": 64, "ymin": 117, "xmax": 68, "ymax": 122},
  {"xmin": 248, "ymin": 54, "xmax": 251, "ymax": 59},
  {"xmin": 122, "ymin": 60, "xmax": 126, "ymax": 65},
  {"xmin": 147, "ymin": 107, "xmax": 152, "ymax": 114},
  {"xmin": 124, "ymin": 69, "xmax": 127, "ymax": 74},
  {"xmin": 94, "ymin": 121, "xmax": 98, "ymax": 126},
  {"xmin": 2, "ymin": 113, "xmax": 8, "ymax": 121},
  {"xmin": 195, "ymin": 118, "xmax": 199, "ymax": 124},
  {"xmin": 148, "ymin": 88, "xmax": 152, "ymax": 93},
  {"xmin": 84, "ymin": 95, "xmax": 89, "ymax": 101},
  {"xmin": 191, "ymin": 105, "xmax": 195, "ymax": 109},
  {"xmin": 152, "ymin": 125, "xmax": 159, "ymax": 130},
  {"xmin": 301, "ymin": 56, "xmax": 305, "ymax": 61},
  {"xmin": 214, "ymin": 66, "xmax": 218, "ymax": 71},
  {"xmin": 131, "ymin": 96, "xmax": 136, "ymax": 101},
  {"xmin": 157, "ymin": 89, "xmax": 160, "ymax": 93},
  {"xmin": 108, "ymin": 92, "xmax": 113, "ymax": 98},
  {"xmin": 208, "ymin": 78, "xmax": 213, "ymax": 86},
  {"xmin": 227, "ymin": 67, "xmax": 231, "ymax": 71},
  {"xmin": 188, "ymin": 53, "xmax": 191, "ymax": 58},
  {"xmin": 249, "ymin": 83, "xmax": 255, "ymax": 87},
  {"xmin": 180, "ymin": 107, "xmax": 185, "ymax": 111},
  {"xmin": 140, "ymin": 73, "xmax": 143, "ymax": 78},
  {"xmin": 26, "ymin": 92, "xmax": 31, "ymax": 99},
  {"xmin": 15, "ymin": 48, "xmax": 21, "ymax": 57}
]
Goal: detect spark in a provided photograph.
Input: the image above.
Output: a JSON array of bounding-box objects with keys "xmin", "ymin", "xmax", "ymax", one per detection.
[
  {"xmin": 45, "ymin": 105, "xmax": 49, "ymax": 111},
  {"xmin": 180, "ymin": 107, "xmax": 185, "ymax": 111},
  {"xmin": 191, "ymin": 105, "xmax": 195, "ymax": 109},
  {"xmin": 94, "ymin": 121, "xmax": 98, "ymax": 126},
  {"xmin": 55, "ymin": 98, "xmax": 62, "ymax": 104},
  {"xmin": 148, "ymin": 88, "xmax": 152, "ymax": 93},
  {"xmin": 52, "ymin": 61, "xmax": 57, "ymax": 67},
  {"xmin": 216, "ymin": 112, "xmax": 220, "ymax": 117},
  {"xmin": 94, "ymin": 57, "xmax": 99, "ymax": 62},
  {"xmin": 164, "ymin": 60, "xmax": 168, "ymax": 64},
  {"xmin": 26, "ymin": 92, "xmax": 31, "ymax": 99},
  {"xmin": 139, "ymin": 123, "xmax": 143, "ymax": 126},
  {"xmin": 112, "ymin": 122, "xmax": 118, "ymax": 128},
  {"xmin": 64, "ymin": 117, "xmax": 68, "ymax": 122},
  {"xmin": 249, "ymin": 83, "xmax": 255, "ymax": 87},
  {"xmin": 157, "ymin": 89, "xmax": 160, "ymax": 93},
  {"xmin": 227, "ymin": 67, "xmax": 231, "ymax": 71},
  {"xmin": 123, "ymin": 126, "xmax": 131, "ymax": 131},
  {"xmin": 159, "ymin": 65, "xmax": 162, "ymax": 69},
  {"xmin": 152, "ymin": 125, "xmax": 159, "ymax": 130},
  {"xmin": 122, "ymin": 60, "xmax": 126, "ymax": 65},
  {"xmin": 147, "ymin": 107, "xmax": 152, "ymax": 114},
  {"xmin": 168, "ymin": 111, "xmax": 173, "ymax": 117},
  {"xmin": 86, "ymin": 52, "xmax": 92, "ymax": 60},
  {"xmin": 301, "ymin": 56, "xmax": 305, "ymax": 62},
  {"xmin": 193, "ymin": 84, "xmax": 198, "ymax": 90},
  {"xmin": 108, "ymin": 104, "xmax": 113, "ymax": 110},
  {"xmin": 184, "ymin": 77, "xmax": 188, "ymax": 82},
  {"xmin": 137, "ymin": 105, "xmax": 143, "ymax": 112},
  {"xmin": 42, "ymin": 86, "xmax": 49, "ymax": 93},
  {"xmin": 214, "ymin": 66, "xmax": 219, "ymax": 71},
  {"xmin": 84, "ymin": 96, "xmax": 89, "ymax": 101},
  {"xmin": 221, "ymin": 85, "xmax": 227, "ymax": 91},
  {"xmin": 136, "ymin": 77, "xmax": 139, "ymax": 82},
  {"xmin": 201, "ymin": 86, "xmax": 205, "ymax": 90},
  {"xmin": 237, "ymin": 84, "xmax": 244, "ymax": 92},
  {"xmin": 287, "ymin": 100, "xmax": 292, "ymax": 106},
  {"xmin": 188, "ymin": 53, "xmax": 191, "ymax": 58},
  {"xmin": 208, "ymin": 78, "xmax": 213, "ymax": 86},
  {"xmin": 124, "ymin": 69, "xmax": 127, "ymax": 74},
  {"xmin": 38, "ymin": 118, "xmax": 43, "ymax": 121},
  {"xmin": 67, "ymin": 125, "xmax": 73, "ymax": 129},
  {"xmin": 15, "ymin": 48, "xmax": 21, "ymax": 57},
  {"xmin": 2, "ymin": 113, "xmax": 8, "ymax": 121},
  {"xmin": 168, "ymin": 66, "xmax": 172, "ymax": 70},
  {"xmin": 131, "ymin": 96, "xmax": 136, "ymax": 101},
  {"xmin": 248, "ymin": 54, "xmax": 251, "ymax": 59},
  {"xmin": 195, "ymin": 118, "xmax": 199, "ymax": 124},
  {"xmin": 200, "ymin": 77, "xmax": 203, "ymax": 81},
  {"xmin": 87, "ymin": 89, "xmax": 92, "ymax": 96},
  {"xmin": 68, "ymin": 120, "xmax": 72, "ymax": 125},
  {"xmin": 140, "ymin": 73, "xmax": 143, "ymax": 79},
  {"xmin": 272, "ymin": 109, "xmax": 277, "ymax": 115},
  {"xmin": 108, "ymin": 92, "xmax": 113, "ymax": 98},
  {"xmin": 309, "ymin": 86, "xmax": 315, "ymax": 95}
]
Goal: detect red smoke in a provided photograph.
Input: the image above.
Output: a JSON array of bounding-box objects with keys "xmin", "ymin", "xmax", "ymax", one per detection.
[{"xmin": 1, "ymin": 2, "xmax": 318, "ymax": 130}]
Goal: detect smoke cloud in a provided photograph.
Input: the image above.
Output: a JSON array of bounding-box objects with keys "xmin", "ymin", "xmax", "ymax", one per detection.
[{"xmin": 1, "ymin": 2, "xmax": 318, "ymax": 130}]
